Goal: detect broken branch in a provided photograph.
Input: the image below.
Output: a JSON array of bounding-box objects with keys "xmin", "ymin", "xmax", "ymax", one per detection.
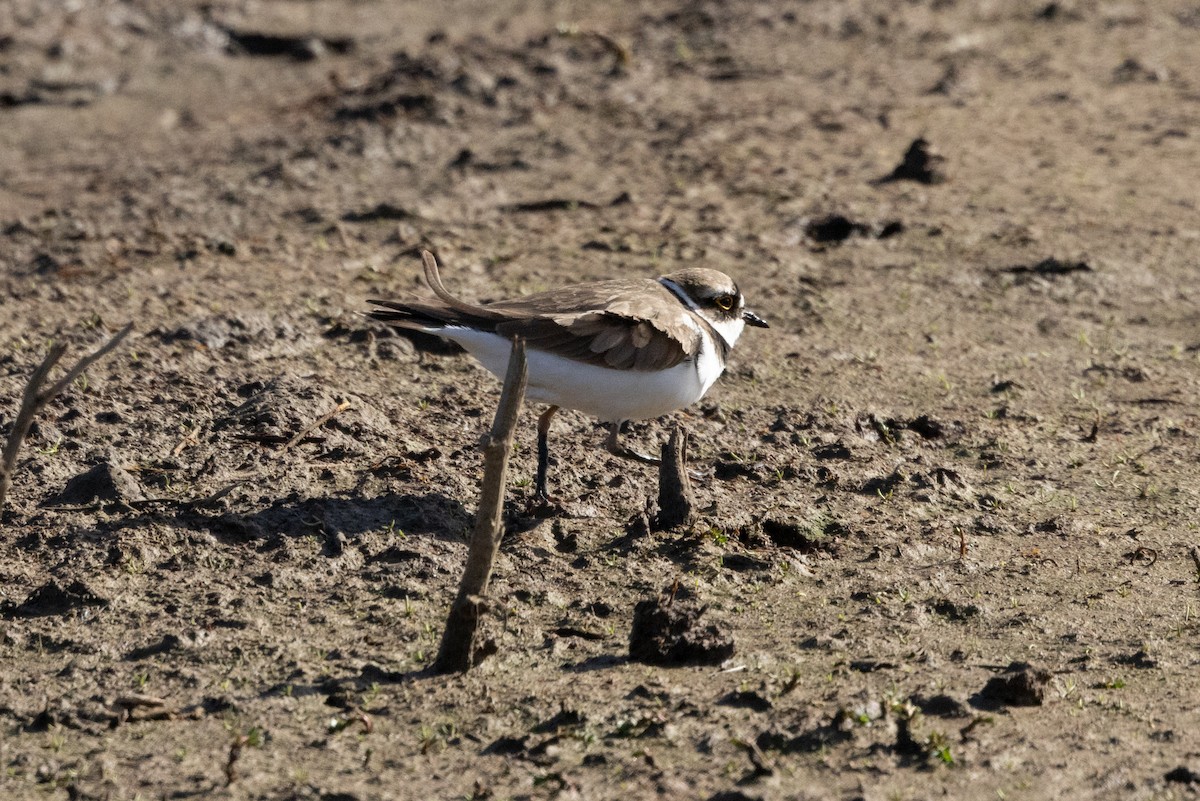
[
  {"xmin": 434, "ymin": 338, "xmax": 527, "ymax": 673},
  {"xmin": 653, "ymin": 424, "xmax": 695, "ymax": 530},
  {"xmin": 0, "ymin": 323, "xmax": 132, "ymax": 513}
]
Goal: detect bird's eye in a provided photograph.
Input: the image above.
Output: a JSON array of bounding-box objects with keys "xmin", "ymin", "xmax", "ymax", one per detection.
[{"xmin": 715, "ymin": 295, "xmax": 734, "ymax": 311}]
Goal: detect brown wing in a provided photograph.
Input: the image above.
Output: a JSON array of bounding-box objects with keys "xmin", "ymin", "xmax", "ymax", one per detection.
[
  {"xmin": 370, "ymin": 251, "xmax": 697, "ymax": 370},
  {"xmin": 495, "ymin": 306, "xmax": 696, "ymax": 371}
]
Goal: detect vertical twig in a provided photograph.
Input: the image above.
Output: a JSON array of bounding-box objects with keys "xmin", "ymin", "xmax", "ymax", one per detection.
[
  {"xmin": 0, "ymin": 323, "xmax": 133, "ymax": 512},
  {"xmin": 0, "ymin": 345, "xmax": 67, "ymax": 510},
  {"xmin": 654, "ymin": 424, "xmax": 695, "ymax": 530},
  {"xmin": 434, "ymin": 338, "xmax": 527, "ymax": 673}
]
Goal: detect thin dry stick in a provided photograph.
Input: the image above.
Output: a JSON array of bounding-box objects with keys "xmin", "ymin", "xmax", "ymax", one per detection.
[
  {"xmin": 0, "ymin": 345, "xmax": 66, "ymax": 508},
  {"xmin": 171, "ymin": 423, "xmax": 202, "ymax": 457},
  {"xmin": 434, "ymin": 338, "xmax": 527, "ymax": 674},
  {"xmin": 282, "ymin": 399, "xmax": 352, "ymax": 450},
  {"xmin": 181, "ymin": 478, "xmax": 252, "ymax": 510},
  {"xmin": 0, "ymin": 323, "xmax": 133, "ymax": 512}
]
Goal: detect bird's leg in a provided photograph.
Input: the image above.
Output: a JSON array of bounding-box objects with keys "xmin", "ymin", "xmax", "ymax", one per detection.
[
  {"xmin": 535, "ymin": 405, "xmax": 559, "ymax": 499},
  {"xmin": 605, "ymin": 421, "xmax": 660, "ymax": 466}
]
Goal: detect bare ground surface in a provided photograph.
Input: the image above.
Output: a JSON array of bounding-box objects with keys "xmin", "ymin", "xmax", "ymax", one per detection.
[{"xmin": 2, "ymin": 1, "xmax": 1200, "ymax": 799}]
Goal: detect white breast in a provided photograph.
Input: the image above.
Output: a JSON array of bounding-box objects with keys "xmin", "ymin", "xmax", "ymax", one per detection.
[{"xmin": 432, "ymin": 326, "xmax": 725, "ymax": 423}]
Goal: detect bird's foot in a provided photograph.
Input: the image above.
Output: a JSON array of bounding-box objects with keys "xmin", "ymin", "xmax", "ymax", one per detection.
[
  {"xmin": 605, "ymin": 424, "xmax": 661, "ymax": 466},
  {"xmin": 527, "ymin": 487, "xmax": 565, "ymax": 516},
  {"xmin": 616, "ymin": 446, "xmax": 660, "ymax": 466}
]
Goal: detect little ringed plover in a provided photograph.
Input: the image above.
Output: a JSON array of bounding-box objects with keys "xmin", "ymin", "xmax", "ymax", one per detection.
[{"xmin": 368, "ymin": 251, "xmax": 768, "ymax": 498}]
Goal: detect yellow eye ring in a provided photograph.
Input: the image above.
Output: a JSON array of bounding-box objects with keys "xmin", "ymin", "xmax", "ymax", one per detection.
[{"xmin": 715, "ymin": 295, "xmax": 734, "ymax": 311}]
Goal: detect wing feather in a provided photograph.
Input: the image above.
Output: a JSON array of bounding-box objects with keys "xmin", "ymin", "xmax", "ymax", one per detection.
[
  {"xmin": 494, "ymin": 311, "xmax": 693, "ymax": 371},
  {"xmin": 371, "ymin": 259, "xmax": 699, "ymax": 371},
  {"xmin": 587, "ymin": 324, "xmax": 628, "ymax": 354}
]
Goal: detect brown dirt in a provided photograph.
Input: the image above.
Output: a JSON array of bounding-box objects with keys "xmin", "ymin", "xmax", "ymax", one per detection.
[{"xmin": 3, "ymin": 1, "xmax": 1200, "ymax": 799}]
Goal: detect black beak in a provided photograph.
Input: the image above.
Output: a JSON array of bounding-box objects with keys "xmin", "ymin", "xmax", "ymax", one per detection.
[{"xmin": 743, "ymin": 309, "xmax": 769, "ymax": 328}]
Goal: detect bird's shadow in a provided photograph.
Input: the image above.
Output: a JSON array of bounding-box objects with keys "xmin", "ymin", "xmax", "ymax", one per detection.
[
  {"xmin": 257, "ymin": 650, "xmax": 630, "ymax": 711},
  {"xmin": 201, "ymin": 490, "xmax": 472, "ymax": 548},
  {"xmin": 93, "ymin": 482, "xmax": 578, "ymax": 560},
  {"xmin": 95, "ymin": 490, "xmax": 474, "ymax": 552}
]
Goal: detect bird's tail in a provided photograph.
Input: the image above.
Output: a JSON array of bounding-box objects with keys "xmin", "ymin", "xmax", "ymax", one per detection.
[
  {"xmin": 364, "ymin": 300, "xmax": 454, "ymax": 332},
  {"xmin": 366, "ymin": 250, "xmax": 501, "ymax": 332},
  {"xmin": 420, "ymin": 250, "xmax": 487, "ymax": 315}
]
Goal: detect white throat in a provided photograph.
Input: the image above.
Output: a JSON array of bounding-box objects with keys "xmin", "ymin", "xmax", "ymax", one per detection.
[{"xmin": 706, "ymin": 315, "xmax": 746, "ymax": 349}]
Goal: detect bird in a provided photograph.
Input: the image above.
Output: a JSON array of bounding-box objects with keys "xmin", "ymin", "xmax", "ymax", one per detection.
[{"xmin": 367, "ymin": 250, "xmax": 768, "ymax": 498}]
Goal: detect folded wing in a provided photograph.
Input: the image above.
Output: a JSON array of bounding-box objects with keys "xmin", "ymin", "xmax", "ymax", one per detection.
[{"xmin": 367, "ymin": 253, "xmax": 697, "ymax": 372}]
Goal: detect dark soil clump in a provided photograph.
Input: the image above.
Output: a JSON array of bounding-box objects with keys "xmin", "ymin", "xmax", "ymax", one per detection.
[{"xmin": 629, "ymin": 588, "xmax": 735, "ymax": 666}]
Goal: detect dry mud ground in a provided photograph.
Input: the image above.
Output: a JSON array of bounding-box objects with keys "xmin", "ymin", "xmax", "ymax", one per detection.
[{"xmin": 2, "ymin": 1, "xmax": 1200, "ymax": 799}]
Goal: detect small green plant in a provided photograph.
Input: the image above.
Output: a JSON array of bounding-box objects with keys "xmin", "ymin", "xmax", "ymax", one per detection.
[
  {"xmin": 245, "ymin": 726, "xmax": 265, "ymax": 747},
  {"xmin": 417, "ymin": 724, "xmax": 442, "ymax": 754},
  {"xmin": 928, "ymin": 731, "xmax": 954, "ymax": 765},
  {"xmin": 45, "ymin": 727, "xmax": 67, "ymax": 753}
]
